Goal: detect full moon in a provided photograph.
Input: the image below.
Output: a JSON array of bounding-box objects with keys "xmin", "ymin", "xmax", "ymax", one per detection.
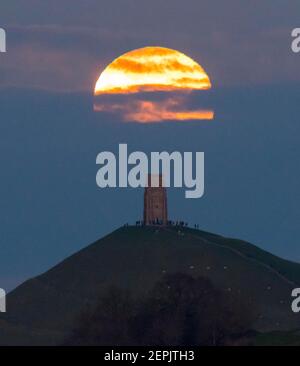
[
  {"xmin": 93, "ymin": 46, "xmax": 214, "ymax": 122},
  {"xmin": 94, "ymin": 46, "xmax": 212, "ymax": 95}
]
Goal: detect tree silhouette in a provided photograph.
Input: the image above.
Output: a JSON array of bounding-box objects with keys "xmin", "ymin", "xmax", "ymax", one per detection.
[{"xmin": 65, "ymin": 273, "xmax": 255, "ymax": 346}]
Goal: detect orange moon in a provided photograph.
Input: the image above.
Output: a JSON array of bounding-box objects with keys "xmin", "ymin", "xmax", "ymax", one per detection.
[
  {"xmin": 94, "ymin": 46, "xmax": 212, "ymax": 95},
  {"xmin": 94, "ymin": 46, "xmax": 214, "ymax": 122}
]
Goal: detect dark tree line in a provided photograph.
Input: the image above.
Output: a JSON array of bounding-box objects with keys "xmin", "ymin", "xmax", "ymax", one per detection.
[{"xmin": 65, "ymin": 273, "xmax": 255, "ymax": 346}]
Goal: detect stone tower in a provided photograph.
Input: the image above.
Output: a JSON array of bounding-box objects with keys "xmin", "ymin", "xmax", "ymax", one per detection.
[{"xmin": 143, "ymin": 175, "xmax": 168, "ymax": 225}]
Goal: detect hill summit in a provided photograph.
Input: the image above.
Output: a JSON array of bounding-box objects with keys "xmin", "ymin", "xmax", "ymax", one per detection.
[{"xmin": 0, "ymin": 225, "xmax": 300, "ymax": 345}]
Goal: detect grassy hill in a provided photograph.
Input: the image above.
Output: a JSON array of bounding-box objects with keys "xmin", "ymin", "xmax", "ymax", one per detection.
[{"xmin": 0, "ymin": 225, "xmax": 300, "ymax": 345}]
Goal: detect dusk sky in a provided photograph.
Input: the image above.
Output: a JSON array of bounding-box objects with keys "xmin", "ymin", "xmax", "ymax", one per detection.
[
  {"xmin": 0, "ymin": 1, "xmax": 299, "ymax": 291},
  {"xmin": 1, "ymin": 1, "xmax": 300, "ymax": 90}
]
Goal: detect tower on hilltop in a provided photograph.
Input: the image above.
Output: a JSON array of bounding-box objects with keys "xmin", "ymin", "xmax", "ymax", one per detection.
[{"xmin": 143, "ymin": 174, "xmax": 168, "ymax": 226}]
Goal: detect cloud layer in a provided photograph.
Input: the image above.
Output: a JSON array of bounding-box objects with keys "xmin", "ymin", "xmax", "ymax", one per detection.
[{"xmin": 94, "ymin": 94, "xmax": 214, "ymax": 123}]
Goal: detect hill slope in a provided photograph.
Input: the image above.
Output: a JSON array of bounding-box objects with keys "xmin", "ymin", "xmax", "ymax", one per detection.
[{"xmin": 0, "ymin": 226, "xmax": 300, "ymax": 345}]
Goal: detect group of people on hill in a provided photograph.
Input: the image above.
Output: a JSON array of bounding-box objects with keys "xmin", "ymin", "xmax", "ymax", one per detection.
[
  {"xmin": 130, "ymin": 220, "xmax": 200, "ymax": 229},
  {"xmin": 133, "ymin": 220, "xmax": 187, "ymax": 227}
]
